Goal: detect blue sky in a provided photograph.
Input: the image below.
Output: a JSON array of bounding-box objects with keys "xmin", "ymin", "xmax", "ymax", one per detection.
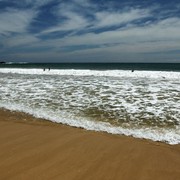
[{"xmin": 0, "ymin": 0, "xmax": 180, "ymax": 62}]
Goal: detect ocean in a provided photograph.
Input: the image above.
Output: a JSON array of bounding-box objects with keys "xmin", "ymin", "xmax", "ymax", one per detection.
[{"xmin": 0, "ymin": 63, "xmax": 180, "ymax": 144}]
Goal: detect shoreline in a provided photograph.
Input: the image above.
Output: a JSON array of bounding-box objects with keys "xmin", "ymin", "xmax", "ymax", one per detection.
[{"xmin": 0, "ymin": 108, "xmax": 180, "ymax": 180}]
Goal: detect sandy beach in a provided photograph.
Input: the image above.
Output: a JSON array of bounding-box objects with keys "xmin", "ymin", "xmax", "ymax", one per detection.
[{"xmin": 0, "ymin": 108, "xmax": 180, "ymax": 180}]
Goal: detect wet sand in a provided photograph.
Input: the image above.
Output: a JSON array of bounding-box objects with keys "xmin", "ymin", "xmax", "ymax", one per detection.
[{"xmin": 0, "ymin": 108, "xmax": 180, "ymax": 180}]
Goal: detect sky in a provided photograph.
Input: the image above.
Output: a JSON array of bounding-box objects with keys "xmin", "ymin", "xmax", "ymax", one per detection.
[{"xmin": 0, "ymin": 0, "xmax": 180, "ymax": 63}]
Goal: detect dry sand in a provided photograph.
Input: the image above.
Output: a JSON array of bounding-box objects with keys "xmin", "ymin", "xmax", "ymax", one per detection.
[{"xmin": 0, "ymin": 108, "xmax": 180, "ymax": 180}]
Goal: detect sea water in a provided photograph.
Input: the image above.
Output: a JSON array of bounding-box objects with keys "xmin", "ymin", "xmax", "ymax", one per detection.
[{"xmin": 0, "ymin": 64, "xmax": 180, "ymax": 144}]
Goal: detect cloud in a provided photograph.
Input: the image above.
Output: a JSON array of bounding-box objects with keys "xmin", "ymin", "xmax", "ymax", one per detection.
[
  {"xmin": 0, "ymin": 0, "xmax": 180, "ymax": 62},
  {"xmin": 9, "ymin": 0, "xmax": 55, "ymax": 8},
  {"xmin": 94, "ymin": 8, "xmax": 150, "ymax": 28},
  {"xmin": 30, "ymin": 0, "xmax": 54, "ymax": 7},
  {"xmin": 42, "ymin": 11, "xmax": 89, "ymax": 33},
  {"xmin": 40, "ymin": 0, "xmax": 93, "ymax": 34},
  {"xmin": 27, "ymin": 14, "xmax": 180, "ymax": 62},
  {"xmin": 4, "ymin": 35, "xmax": 39, "ymax": 48},
  {"xmin": 41, "ymin": 2, "xmax": 150, "ymax": 36},
  {"xmin": 0, "ymin": 8, "xmax": 36, "ymax": 35},
  {"xmin": 43, "ymin": 16, "xmax": 180, "ymax": 48}
]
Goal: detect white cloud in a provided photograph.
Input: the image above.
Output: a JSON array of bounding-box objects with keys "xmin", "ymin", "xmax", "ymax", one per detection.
[
  {"xmin": 0, "ymin": 8, "xmax": 36, "ymax": 35},
  {"xmin": 73, "ymin": 0, "xmax": 94, "ymax": 7},
  {"xmin": 33, "ymin": 0, "xmax": 57, "ymax": 8},
  {"xmin": 30, "ymin": 16, "xmax": 180, "ymax": 58},
  {"xmin": 55, "ymin": 17, "xmax": 180, "ymax": 47},
  {"xmin": 42, "ymin": 11, "xmax": 89, "ymax": 33},
  {"xmin": 1, "ymin": 1, "xmax": 180, "ymax": 62},
  {"xmin": 15, "ymin": 0, "xmax": 54, "ymax": 8},
  {"xmin": 41, "ymin": 4, "xmax": 150, "ymax": 35},
  {"xmin": 4, "ymin": 35, "xmax": 39, "ymax": 47},
  {"xmin": 94, "ymin": 8, "xmax": 150, "ymax": 28}
]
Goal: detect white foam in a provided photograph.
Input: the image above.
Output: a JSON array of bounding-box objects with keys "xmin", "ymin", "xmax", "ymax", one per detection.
[
  {"xmin": 0, "ymin": 68, "xmax": 180, "ymax": 145},
  {"xmin": 0, "ymin": 102, "xmax": 179, "ymax": 145},
  {"xmin": 0, "ymin": 68, "xmax": 180, "ymax": 79},
  {"xmin": 4, "ymin": 62, "xmax": 28, "ymax": 64}
]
